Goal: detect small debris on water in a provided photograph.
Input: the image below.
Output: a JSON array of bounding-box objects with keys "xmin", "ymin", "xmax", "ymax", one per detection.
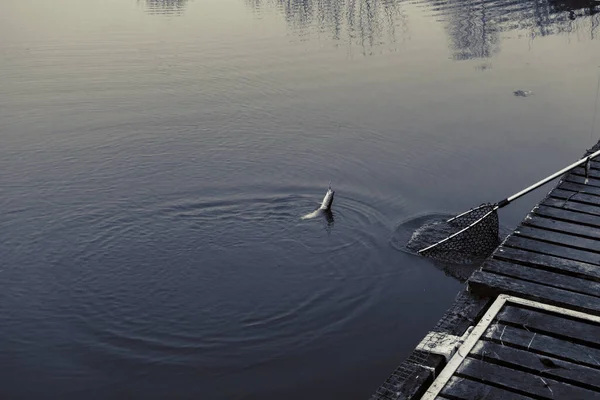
[{"xmin": 514, "ymin": 89, "xmax": 533, "ymax": 97}]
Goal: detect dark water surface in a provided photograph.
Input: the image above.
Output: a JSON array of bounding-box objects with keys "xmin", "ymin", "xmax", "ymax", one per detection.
[{"xmin": 1, "ymin": 0, "xmax": 600, "ymax": 398}]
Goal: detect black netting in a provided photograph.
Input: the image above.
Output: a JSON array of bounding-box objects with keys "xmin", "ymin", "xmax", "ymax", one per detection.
[{"xmin": 417, "ymin": 203, "xmax": 500, "ymax": 263}]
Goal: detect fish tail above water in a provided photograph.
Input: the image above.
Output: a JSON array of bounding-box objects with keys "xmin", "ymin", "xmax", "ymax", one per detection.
[
  {"xmin": 301, "ymin": 184, "xmax": 335, "ymax": 219},
  {"xmin": 319, "ymin": 185, "xmax": 334, "ymax": 211}
]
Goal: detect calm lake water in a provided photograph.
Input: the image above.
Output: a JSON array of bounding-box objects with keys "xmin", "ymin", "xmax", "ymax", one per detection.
[{"xmin": 1, "ymin": 0, "xmax": 600, "ymax": 398}]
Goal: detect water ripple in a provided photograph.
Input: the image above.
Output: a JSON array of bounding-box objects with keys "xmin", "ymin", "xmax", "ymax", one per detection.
[{"xmin": 18, "ymin": 187, "xmax": 393, "ymax": 375}]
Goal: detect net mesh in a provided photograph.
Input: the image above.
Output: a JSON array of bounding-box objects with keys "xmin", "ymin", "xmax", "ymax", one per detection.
[{"xmin": 418, "ymin": 203, "xmax": 500, "ymax": 263}]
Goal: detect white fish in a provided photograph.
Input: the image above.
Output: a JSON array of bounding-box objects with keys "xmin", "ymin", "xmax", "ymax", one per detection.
[
  {"xmin": 319, "ymin": 184, "xmax": 334, "ymax": 211},
  {"xmin": 301, "ymin": 184, "xmax": 335, "ymax": 219}
]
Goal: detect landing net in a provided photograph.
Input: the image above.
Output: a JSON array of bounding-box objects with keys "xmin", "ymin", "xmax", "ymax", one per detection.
[{"xmin": 412, "ymin": 204, "xmax": 500, "ymax": 263}]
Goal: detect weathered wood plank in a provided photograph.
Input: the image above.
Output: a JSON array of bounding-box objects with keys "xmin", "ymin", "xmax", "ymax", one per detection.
[
  {"xmin": 587, "ymin": 159, "xmax": 600, "ymax": 169},
  {"xmin": 573, "ymin": 160, "xmax": 600, "ymax": 171},
  {"xmin": 372, "ymin": 363, "xmax": 436, "ymax": 400},
  {"xmin": 514, "ymin": 225, "xmax": 600, "ymax": 253},
  {"xmin": 572, "ymin": 166, "xmax": 600, "ymax": 179},
  {"xmin": 471, "ymin": 340, "xmax": 600, "ymax": 391},
  {"xmin": 523, "ymin": 214, "xmax": 600, "ymax": 240},
  {"xmin": 483, "ymin": 323, "xmax": 600, "ymax": 373},
  {"xmin": 534, "ymin": 204, "xmax": 600, "ymax": 228},
  {"xmin": 439, "ymin": 376, "xmax": 533, "ymax": 400},
  {"xmin": 468, "ymin": 271, "xmax": 600, "ymax": 315},
  {"xmin": 456, "ymin": 358, "xmax": 599, "ymax": 399},
  {"xmin": 572, "ymin": 165, "xmax": 600, "ymax": 177},
  {"xmin": 484, "ymin": 323, "xmax": 600, "ymax": 368},
  {"xmin": 482, "ymin": 259, "xmax": 600, "ymax": 298},
  {"xmin": 497, "ymin": 305, "xmax": 600, "ymax": 346},
  {"xmin": 493, "ymin": 246, "xmax": 600, "ymax": 281},
  {"xmin": 585, "ymin": 160, "xmax": 600, "ymax": 171},
  {"xmin": 433, "ymin": 291, "xmax": 492, "ymax": 336},
  {"xmin": 566, "ymin": 174, "xmax": 600, "ymax": 188},
  {"xmin": 503, "ymin": 235, "xmax": 600, "ymax": 266},
  {"xmin": 542, "ymin": 197, "xmax": 600, "ymax": 217},
  {"xmin": 550, "ymin": 188, "xmax": 600, "ymax": 207},
  {"xmin": 559, "ymin": 181, "xmax": 600, "ymax": 197}
]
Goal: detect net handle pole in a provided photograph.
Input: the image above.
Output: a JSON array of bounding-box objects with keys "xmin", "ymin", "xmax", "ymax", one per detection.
[{"xmin": 495, "ymin": 148, "xmax": 600, "ymax": 209}]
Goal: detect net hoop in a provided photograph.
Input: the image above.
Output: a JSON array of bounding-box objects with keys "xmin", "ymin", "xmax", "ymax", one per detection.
[
  {"xmin": 418, "ymin": 204, "xmax": 498, "ymax": 255},
  {"xmin": 447, "ymin": 203, "xmax": 491, "ymax": 224}
]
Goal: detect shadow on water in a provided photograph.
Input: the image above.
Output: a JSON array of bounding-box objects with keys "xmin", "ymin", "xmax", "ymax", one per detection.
[
  {"xmin": 140, "ymin": 0, "xmax": 190, "ymax": 15},
  {"xmin": 323, "ymin": 209, "xmax": 335, "ymax": 226},
  {"xmin": 246, "ymin": 0, "xmax": 599, "ymax": 57}
]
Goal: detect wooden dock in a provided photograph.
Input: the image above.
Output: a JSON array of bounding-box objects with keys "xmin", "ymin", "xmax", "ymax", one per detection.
[
  {"xmin": 470, "ymin": 161, "xmax": 600, "ymax": 315},
  {"xmin": 372, "ymin": 149, "xmax": 600, "ymax": 400}
]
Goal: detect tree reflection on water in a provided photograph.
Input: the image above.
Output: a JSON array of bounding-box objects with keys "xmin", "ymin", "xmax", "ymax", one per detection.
[
  {"xmin": 246, "ymin": 0, "xmax": 410, "ymax": 56},
  {"xmin": 437, "ymin": 0, "xmax": 599, "ymax": 60},
  {"xmin": 140, "ymin": 0, "xmax": 190, "ymax": 15},
  {"xmin": 246, "ymin": 0, "xmax": 599, "ymax": 58}
]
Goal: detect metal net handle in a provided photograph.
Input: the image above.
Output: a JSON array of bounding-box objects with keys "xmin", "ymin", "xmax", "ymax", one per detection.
[{"xmin": 418, "ymin": 148, "xmax": 600, "ymax": 255}]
